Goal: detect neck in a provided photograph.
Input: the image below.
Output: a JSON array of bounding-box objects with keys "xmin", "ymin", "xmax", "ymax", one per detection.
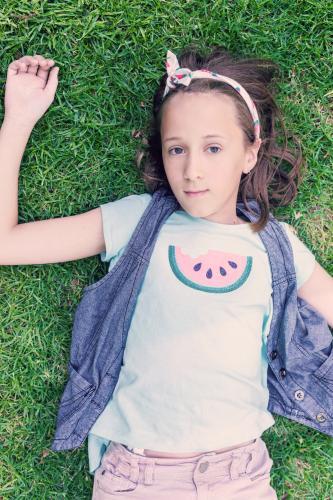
[
  {"xmin": 201, "ymin": 206, "xmax": 245, "ymax": 225},
  {"xmin": 204, "ymin": 215, "xmax": 246, "ymax": 225}
]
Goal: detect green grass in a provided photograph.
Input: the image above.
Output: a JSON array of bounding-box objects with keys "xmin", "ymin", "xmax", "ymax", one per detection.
[{"xmin": 0, "ymin": 0, "xmax": 332, "ymax": 498}]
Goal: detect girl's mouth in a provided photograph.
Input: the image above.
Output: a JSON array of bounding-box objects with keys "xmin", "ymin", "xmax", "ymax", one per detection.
[{"xmin": 184, "ymin": 190, "xmax": 209, "ymax": 197}]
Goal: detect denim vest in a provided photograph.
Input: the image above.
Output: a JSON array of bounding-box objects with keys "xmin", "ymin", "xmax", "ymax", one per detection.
[{"xmin": 51, "ymin": 187, "xmax": 333, "ymax": 451}]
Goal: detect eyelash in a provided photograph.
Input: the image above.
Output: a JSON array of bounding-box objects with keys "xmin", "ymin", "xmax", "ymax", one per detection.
[{"xmin": 168, "ymin": 146, "xmax": 222, "ymax": 156}]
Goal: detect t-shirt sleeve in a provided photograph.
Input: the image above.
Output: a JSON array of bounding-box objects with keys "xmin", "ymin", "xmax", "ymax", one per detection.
[
  {"xmin": 99, "ymin": 193, "xmax": 152, "ymax": 263},
  {"xmin": 280, "ymin": 222, "xmax": 316, "ymax": 289}
]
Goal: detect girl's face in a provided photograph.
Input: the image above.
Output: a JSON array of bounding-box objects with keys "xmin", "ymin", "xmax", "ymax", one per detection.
[{"xmin": 161, "ymin": 92, "xmax": 261, "ymax": 224}]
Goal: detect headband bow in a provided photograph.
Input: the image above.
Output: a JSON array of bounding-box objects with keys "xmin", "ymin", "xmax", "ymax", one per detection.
[{"xmin": 163, "ymin": 50, "xmax": 261, "ymax": 140}]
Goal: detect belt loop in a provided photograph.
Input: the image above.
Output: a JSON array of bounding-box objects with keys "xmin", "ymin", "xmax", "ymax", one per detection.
[
  {"xmin": 244, "ymin": 450, "xmax": 254, "ymax": 475},
  {"xmin": 229, "ymin": 453, "xmax": 241, "ymax": 480},
  {"xmin": 239, "ymin": 451, "xmax": 253, "ymax": 476},
  {"xmin": 144, "ymin": 461, "xmax": 155, "ymax": 485},
  {"xmin": 129, "ymin": 457, "xmax": 140, "ymax": 483},
  {"xmin": 205, "ymin": 451, "xmax": 217, "ymax": 456},
  {"xmin": 134, "ymin": 447, "xmax": 145, "ymax": 455}
]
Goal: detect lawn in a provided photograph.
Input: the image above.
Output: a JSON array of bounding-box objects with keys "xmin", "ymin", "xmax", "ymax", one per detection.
[{"xmin": 0, "ymin": 0, "xmax": 332, "ymax": 498}]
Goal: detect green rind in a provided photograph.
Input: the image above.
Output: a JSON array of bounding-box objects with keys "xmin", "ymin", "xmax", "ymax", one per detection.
[{"xmin": 168, "ymin": 245, "xmax": 253, "ymax": 293}]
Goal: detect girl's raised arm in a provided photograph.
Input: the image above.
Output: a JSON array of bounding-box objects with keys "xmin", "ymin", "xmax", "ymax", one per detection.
[{"xmin": 0, "ymin": 55, "xmax": 105, "ymax": 265}]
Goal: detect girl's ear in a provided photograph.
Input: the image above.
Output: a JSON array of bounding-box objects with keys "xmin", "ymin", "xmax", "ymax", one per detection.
[{"xmin": 242, "ymin": 138, "xmax": 262, "ymax": 174}]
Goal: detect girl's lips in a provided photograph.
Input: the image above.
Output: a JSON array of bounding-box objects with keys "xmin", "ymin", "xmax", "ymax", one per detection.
[{"xmin": 184, "ymin": 189, "xmax": 209, "ymax": 197}]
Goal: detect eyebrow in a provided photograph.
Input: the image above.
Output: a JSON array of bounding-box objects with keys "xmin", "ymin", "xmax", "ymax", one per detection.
[{"xmin": 164, "ymin": 134, "xmax": 226, "ymax": 143}]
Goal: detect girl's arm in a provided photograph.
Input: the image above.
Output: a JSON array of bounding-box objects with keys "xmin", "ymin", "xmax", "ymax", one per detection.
[
  {"xmin": 298, "ymin": 262, "xmax": 333, "ymax": 328},
  {"xmin": 0, "ymin": 55, "xmax": 105, "ymax": 265}
]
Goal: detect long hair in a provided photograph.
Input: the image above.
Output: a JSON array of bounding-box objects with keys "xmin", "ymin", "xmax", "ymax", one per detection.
[{"xmin": 136, "ymin": 44, "xmax": 304, "ymax": 232}]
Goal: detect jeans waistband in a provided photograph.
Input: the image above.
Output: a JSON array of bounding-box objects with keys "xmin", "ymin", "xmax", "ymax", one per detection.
[{"xmin": 102, "ymin": 438, "xmax": 262, "ymax": 485}]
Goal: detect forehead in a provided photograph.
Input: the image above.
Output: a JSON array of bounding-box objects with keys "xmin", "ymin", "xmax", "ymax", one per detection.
[{"xmin": 160, "ymin": 92, "xmax": 240, "ymax": 139}]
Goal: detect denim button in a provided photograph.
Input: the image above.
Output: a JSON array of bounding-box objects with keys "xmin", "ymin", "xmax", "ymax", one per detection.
[
  {"xmin": 295, "ymin": 390, "xmax": 304, "ymax": 401},
  {"xmin": 199, "ymin": 461, "xmax": 209, "ymax": 473},
  {"xmin": 270, "ymin": 350, "xmax": 278, "ymax": 360},
  {"xmin": 316, "ymin": 413, "xmax": 326, "ymax": 423},
  {"xmin": 279, "ymin": 368, "xmax": 286, "ymax": 378}
]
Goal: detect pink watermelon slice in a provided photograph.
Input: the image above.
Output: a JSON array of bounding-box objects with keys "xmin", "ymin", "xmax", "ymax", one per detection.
[{"xmin": 168, "ymin": 245, "xmax": 252, "ymax": 293}]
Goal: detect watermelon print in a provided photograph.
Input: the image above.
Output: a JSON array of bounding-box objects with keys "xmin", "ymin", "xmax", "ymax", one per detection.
[{"xmin": 168, "ymin": 245, "xmax": 252, "ymax": 293}]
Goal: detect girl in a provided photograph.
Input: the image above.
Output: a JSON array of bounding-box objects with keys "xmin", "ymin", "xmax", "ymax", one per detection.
[{"xmin": 1, "ymin": 46, "xmax": 332, "ymax": 499}]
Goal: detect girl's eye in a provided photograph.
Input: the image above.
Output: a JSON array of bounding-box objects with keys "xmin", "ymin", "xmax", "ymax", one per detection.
[
  {"xmin": 169, "ymin": 147, "xmax": 184, "ymax": 155},
  {"xmin": 168, "ymin": 146, "xmax": 221, "ymax": 155},
  {"xmin": 208, "ymin": 146, "xmax": 221, "ymax": 154}
]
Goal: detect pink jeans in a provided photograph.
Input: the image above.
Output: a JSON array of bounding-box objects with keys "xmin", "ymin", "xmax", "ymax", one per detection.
[{"xmin": 92, "ymin": 437, "xmax": 277, "ymax": 499}]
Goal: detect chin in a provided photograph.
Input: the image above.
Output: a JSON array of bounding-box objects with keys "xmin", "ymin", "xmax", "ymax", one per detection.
[
  {"xmin": 174, "ymin": 193, "xmax": 211, "ymax": 217},
  {"xmin": 181, "ymin": 204, "xmax": 210, "ymax": 218}
]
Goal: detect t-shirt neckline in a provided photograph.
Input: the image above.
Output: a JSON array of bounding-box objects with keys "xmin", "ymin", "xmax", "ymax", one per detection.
[{"xmin": 178, "ymin": 210, "xmax": 253, "ymax": 231}]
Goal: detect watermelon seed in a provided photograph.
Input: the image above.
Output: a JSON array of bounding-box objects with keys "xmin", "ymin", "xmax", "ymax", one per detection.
[
  {"xmin": 206, "ymin": 268, "xmax": 213, "ymax": 279},
  {"xmin": 193, "ymin": 263, "xmax": 202, "ymax": 271},
  {"xmin": 220, "ymin": 267, "xmax": 226, "ymax": 276},
  {"xmin": 228, "ymin": 261, "xmax": 237, "ymax": 269}
]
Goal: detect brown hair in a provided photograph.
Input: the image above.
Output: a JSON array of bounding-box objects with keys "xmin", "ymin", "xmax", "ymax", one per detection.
[{"xmin": 136, "ymin": 44, "xmax": 304, "ymax": 232}]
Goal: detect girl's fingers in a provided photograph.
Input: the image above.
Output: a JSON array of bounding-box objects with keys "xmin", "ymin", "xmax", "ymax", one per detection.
[
  {"xmin": 32, "ymin": 55, "xmax": 55, "ymax": 70},
  {"xmin": 18, "ymin": 62, "xmax": 27, "ymax": 72},
  {"xmin": 28, "ymin": 56, "xmax": 40, "ymax": 75},
  {"xmin": 30, "ymin": 55, "xmax": 55, "ymax": 79},
  {"xmin": 17, "ymin": 56, "xmax": 40, "ymax": 73},
  {"xmin": 7, "ymin": 55, "xmax": 55, "ymax": 77},
  {"xmin": 37, "ymin": 61, "xmax": 55, "ymax": 80},
  {"xmin": 32, "ymin": 54, "xmax": 51, "ymax": 66},
  {"xmin": 44, "ymin": 65, "xmax": 59, "ymax": 100},
  {"xmin": 7, "ymin": 59, "xmax": 28, "ymax": 77}
]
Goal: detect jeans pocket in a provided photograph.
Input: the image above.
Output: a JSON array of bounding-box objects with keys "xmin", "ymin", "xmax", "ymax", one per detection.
[
  {"xmin": 246, "ymin": 441, "xmax": 273, "ymax": 482},
  {"xmin": 95, "ymin": 466, "xmax": 138, "ymax": 495},
  {"xmin": 247, "ymin": 469, "xmax": 272, "ymax": 482},
  {"xmin": 60, "ymin": 364, "xmax": 94, "ymax": 405},
  {"xmin": 57, "ymin": 365, "xmax": 95, "ymax": 426}
]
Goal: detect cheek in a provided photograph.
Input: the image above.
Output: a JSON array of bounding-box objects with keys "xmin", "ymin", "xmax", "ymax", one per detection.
[
  {"xmin": 165, "ymin": 170, "xmax": 179, "ymax": 186},
  {"xmin": 163, "ymin": 155, "xmax": 173, "ymax": 173},
  {"xmin": 213, "ymin": 166, "xmax": 241, "ymax": 189},
  {"xmin": 163, "ymin": 159, "xmax": 179, "ymax": 180},
  {"xmin": 163, "ymin": 163, "xmax": 175, "ymax": 184}
]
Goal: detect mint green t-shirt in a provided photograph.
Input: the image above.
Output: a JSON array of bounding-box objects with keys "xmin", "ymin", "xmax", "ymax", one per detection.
[{"xmin": 88, "ymin": 193, "xmax": 316, "ymax": 473}]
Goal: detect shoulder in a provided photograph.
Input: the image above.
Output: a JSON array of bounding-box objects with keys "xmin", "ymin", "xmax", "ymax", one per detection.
[
  {"xmin": 278, "ymin": 221, "xmax": 297, "ymax": 236},
  {"xmin": 277, "ymin": 220, "xmax": 316, "ymax": 289},
  {"xmin": 99, "ymin": 192, "xmax": 153, "ymax": 261},
  {"xmin": 277, "ymin": 221, "xmax": 312, "ymax": 253},
  {"xmin": 100, "ymin": 192, "xmax": 152, "ymax": 212}
]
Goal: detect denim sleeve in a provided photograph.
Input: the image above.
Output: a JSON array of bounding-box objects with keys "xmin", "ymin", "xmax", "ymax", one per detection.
[
  {"xmin": 280, "ymin": 222, "xmax": 316, "ymax": 289},
  {"xmin": 99, "ymin": 193, "xmax": 152, "ymax": 262}
]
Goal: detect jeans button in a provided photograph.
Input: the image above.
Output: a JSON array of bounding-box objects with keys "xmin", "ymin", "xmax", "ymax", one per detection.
[
  {"xmin": 295, "ymin": 390, "xmax": 304, "ymax": 401},
  {"xmin": 316, "ymin": 412, "xmax": 326, "ymax": 423},
  {"xmin": 199, "ymin": 461, "xmax": 209, "ymax": 473}
]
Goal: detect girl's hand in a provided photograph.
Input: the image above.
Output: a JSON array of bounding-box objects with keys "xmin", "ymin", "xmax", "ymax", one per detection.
[{"xmin": 4, "ymin": 54, "xmax": 59, "ymax": 128}]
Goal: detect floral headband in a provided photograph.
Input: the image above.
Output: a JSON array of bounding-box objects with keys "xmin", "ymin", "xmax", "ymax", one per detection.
[{"xmin": 163, "ymin": 49, "xmax": 261, "ymax": 140}]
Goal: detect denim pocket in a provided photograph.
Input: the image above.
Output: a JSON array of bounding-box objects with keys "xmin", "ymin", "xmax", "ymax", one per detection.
[
  {"xmin": 83, "ymin": 268, "xmax": 115, "ymax": 292},
  {"xmin": 313, "ymin": 349, "xmax": 333, "ymax": 399},
  {"xmin": 95, "ymin": 466, "xmax": 138, "ymax": 495},
  {"xmin": 313, "ymin": 349, "xmax": 333, "ymax": 379},
  {"xmin": 60, "ymin": 365, "xmax": 94, "ymax": 403},
  {"xmin": 294, "ymin": 299, "xmax": 332, "ymax": 352},
  {"xmin": 57, "ymin": 365, "xmax": 94, "ymax": 423},
  {"xmin": 83, "ymin": 252, "xmax": 128, "ymax": 292}
]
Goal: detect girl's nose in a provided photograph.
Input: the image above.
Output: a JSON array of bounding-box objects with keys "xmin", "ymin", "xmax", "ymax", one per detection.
[{"xmin": 183, "ymin": 156, "xmax": 203, "ymax": 180}]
